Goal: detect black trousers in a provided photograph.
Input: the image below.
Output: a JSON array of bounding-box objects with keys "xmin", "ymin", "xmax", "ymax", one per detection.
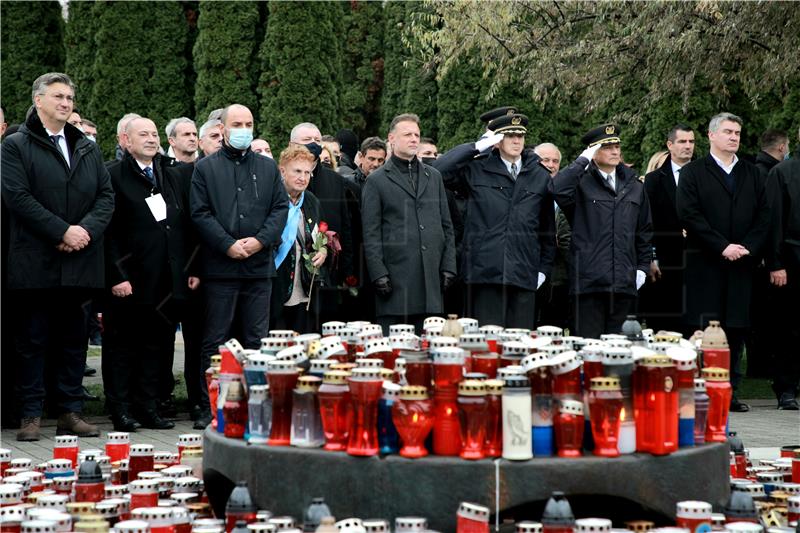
[
  {"xmin": 13, "ymin": 288, "xmax": 91, "ymax": 418},
  {"xmin": 199, "ymin": 279, "xmax": 272, "ymax": 411},
  {"xmin": 536, "ymin": 280, "xmax": 570, "ymax": 330},
  {"xmin": 571, "ymin": 292, "xmax": 635, "ymax": 339},
  {"xmin": 102, "ymin": 297, "xmax": 178, "ymax": 416},
  {"xmin": 467, "ymin": 283, "xmax": 536, "ymax": 329},
  {"xmin": 771, "ymin": 268, "xmax": 800, "ymax": 397},
  {"xmin": 746, "ymin": 265, "xmax": 775, "ymax": 378},
  {"xmin": 180, "ymin": 286, "xmax": 206, "ymax": 410}
]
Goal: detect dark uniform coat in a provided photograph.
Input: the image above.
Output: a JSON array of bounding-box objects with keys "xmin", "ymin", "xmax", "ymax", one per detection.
[
  {"xmin": 552, "ymin": 157, "xmax": 652, "ymax": 296},
  {"xmin": 361, "ymin": 156, "xmax": 457, "ymax": 316},
  {"xmin": 308, "ymin": 164, "xmax": 354, "ymax": 284},
  {"xmin": 436, "ymin": 146, "xmax": 556, "ymax": 290},
  {"xmin": 1, "ymin": 112, "xmax": 114, "ymax": 289},
  {"xmin": 769, "ymin": 154, "xmax": 800, "ymax": 271},
  {"xmin": 676, "ymin": 155, "xmax": 771, "ymax": 328},
  {"xmin": 105, "ymin": 153, "xmax": 198, "ymax": 305}
]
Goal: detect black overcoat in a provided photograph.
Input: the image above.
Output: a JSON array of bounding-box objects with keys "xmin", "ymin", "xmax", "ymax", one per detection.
[
  {"xmin": 1, "ymin": 112, "xmax": 114, "ymax": 290},
  {"xmin": 361, "ymin": 157, "xmax": 456, "ymax": 316},
  {"xmin": 676, "ymin": 155, "xmax": 771, "ymax": 328},
  {"xmin": 105, "ymin": 153, "xmax": 198, "ymax": 305}
]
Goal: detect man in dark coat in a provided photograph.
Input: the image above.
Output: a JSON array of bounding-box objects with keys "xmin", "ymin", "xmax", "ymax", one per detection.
[
  {"xmin": 362, "ymin": 113, "xmax": 457, "ymax": 334},
  {"xmin": 436, "ymin": 114, "xmax": 555, "ymax": 328},
  {"xmin": 676, "ymin": 112, "xmax": 772, "ymax": 412},
  {"xmin": 552, "ymin": 124, "xmax": 653, "ymax": 339},
  {"xmin": 289, "ymin": 123, "xmax": 355, "ymax": 322},
  {"xmin": 191, "ymin": 104, "xmax": 288, "ymax": 428},
  {"xmin": 641, "ymin": 124, "xmax": 696, "ymax": 335},
  {"xmin": 767, "ymin": 139, "xmax": 800, "ymax": 409},
  {"xmin": 1, "ymin": 72, "xmax": 114, "ymax": 441},
  {"xmin": 103, "ymin": 117, "xmax": 199, "ymax": 431},
  {"xmin": 748, "ymin": 129, "xmax": 791, "ymax": 380}
]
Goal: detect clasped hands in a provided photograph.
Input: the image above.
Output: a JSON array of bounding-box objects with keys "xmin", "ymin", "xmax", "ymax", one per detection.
[
  {"xmin": 721, "ymin": 244, "xmax": 750, "ymax": 262},
  {"xmin": 56, "ymin": 225, "xmax": 90, "ymax": 253},
  {"xmin": 227, "ymin": 237, "xmax": 264, "ymax": 260}
]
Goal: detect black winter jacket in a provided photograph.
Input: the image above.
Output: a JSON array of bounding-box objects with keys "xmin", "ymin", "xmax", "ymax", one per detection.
[
  {"xmin": 1, "ymin": 112, "xmax": 114, "ymax": 289},
  {"xmin": 552, "ymin": 157, "xmax": 653, "ymax": 296},
  {"xmin": 190, "ymin": 142, "xmax": 288, "ymax": 279}
]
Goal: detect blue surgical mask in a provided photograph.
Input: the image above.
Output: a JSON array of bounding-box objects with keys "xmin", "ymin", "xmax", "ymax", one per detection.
[
  {"xmin": 228, "ymin": 128, "xmax": 253, "ymax": 150},
  {"xmin": 785, "ymin": 152, "xmax": 791, "ymax": 161}
]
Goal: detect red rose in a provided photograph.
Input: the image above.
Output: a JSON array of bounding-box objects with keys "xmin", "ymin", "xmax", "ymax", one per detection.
[
  {"xmin": 318, "ymin": 221, "xmax": 329, "ymax": 233},
  {"xmin": 345, "ymin": 275, "xmax": 358, "ymax": 287}
]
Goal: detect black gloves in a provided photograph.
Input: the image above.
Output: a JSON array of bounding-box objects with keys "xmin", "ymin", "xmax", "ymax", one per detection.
[
  {"xmin": 373, "ymin": 275, "xmax": 393, "ymax": 297},
  {"xmin": 441, "ymin": 271, "xmax": 456, "ymax": 291}
]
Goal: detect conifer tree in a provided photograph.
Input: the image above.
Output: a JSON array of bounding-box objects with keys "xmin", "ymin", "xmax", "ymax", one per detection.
[
  {"xmin": 258, "ymin": 1, "xmax": 345, "ymax": 150},
  {"xmin": 64, "ymin": 0, "xmax": 97, "ymax": 112},
  {"xmin": 0, "ymin": 0, "xmax": 65, "ymax": 123},
  {"xmin": 193, "ymin": 1, "xmax": 261, "ymax": 122}
]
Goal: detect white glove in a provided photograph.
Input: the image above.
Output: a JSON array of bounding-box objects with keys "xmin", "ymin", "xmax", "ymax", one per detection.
[
  {"xmin": 475, "ymin": 133, "xmax": 504, "ymax": 152},
  {"xmin": 537, "ymin": 272, "xmax": 546, "ymax": 290},
  {"xmin": 636, "ymin": 270, "xmax": 646, "ymax": 290},
  {"xmin": 579, "ymin": 143, "xmax": 601, "ymax": 162}
]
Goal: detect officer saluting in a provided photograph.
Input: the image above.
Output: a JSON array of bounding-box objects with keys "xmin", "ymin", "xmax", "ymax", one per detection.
[
  {"xmin": 437, "ymin": 112, "xmax": 556, "ymax": 328},
  {"xmin": 551, "ymin": 124, "xmax": 653, "ymax": 338}
]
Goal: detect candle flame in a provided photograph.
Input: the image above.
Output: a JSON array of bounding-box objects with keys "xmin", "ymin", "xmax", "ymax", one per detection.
[
  {"xmin": 620, "ymin": 407, "xmax": 626, "ymax": 421},
  {"xmin": 412, "ymin": 413, "xmax": 418, "ymax": 423}
]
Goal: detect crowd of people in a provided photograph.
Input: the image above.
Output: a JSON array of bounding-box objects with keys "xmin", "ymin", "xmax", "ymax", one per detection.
[{"xmin": 2, "ymin": 71, "xmax": 798, "ymax": 443}]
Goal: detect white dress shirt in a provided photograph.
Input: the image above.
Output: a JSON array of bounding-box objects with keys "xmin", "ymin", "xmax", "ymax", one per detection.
[
  {"xmin": 45, "ymin": 127, "xmax": 70, "ymax": 166},
  {"xmin": 671, "ymin": 160, "xmax": 683, "ymax": 185},
  {"xmin": 710, "ymin": 152, "xmax": 738, "ymax": 175},
  {"xmin": 501, "ymin": 156, "xmax": 522, "ymax": 180}
]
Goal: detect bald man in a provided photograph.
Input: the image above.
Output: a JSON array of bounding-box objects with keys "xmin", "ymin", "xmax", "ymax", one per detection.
[
  {"xmin": 103, "ymin": 117, "xmax": 199, "ymax": 431},
  {"xmin": 190, "ymin": 104, "xmax": 288, "ymax": 429}
]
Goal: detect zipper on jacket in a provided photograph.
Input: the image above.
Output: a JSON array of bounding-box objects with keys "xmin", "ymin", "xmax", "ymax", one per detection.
[{"xmin": 252, "ymin": 174, "xmax": 259, "ymax": 199}]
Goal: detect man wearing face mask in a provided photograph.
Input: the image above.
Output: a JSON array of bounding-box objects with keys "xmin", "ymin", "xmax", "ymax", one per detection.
[
  {"xmin": 190, "ymin": 104, "xmax": 288, "ymax": 428},
  {"xmin": 289, "ymin": 122, "xmax": 354, "ymax": 322},
  {"xmin": 82, "ymin": 119, "xmax": 97, "ymax": 143}
]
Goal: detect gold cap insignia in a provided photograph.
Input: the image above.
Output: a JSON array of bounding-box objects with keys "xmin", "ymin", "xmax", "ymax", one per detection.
[
  {"xmin": 507, "ymin": 109, "xmax": 514, "ymax": 116},
  {"xmin": 605, "ymin": 125, "xmax": 615, "ymax": 135},
  {"xmin": 511, "ymin": 117, "xmax": 521, "ymax": 125}
]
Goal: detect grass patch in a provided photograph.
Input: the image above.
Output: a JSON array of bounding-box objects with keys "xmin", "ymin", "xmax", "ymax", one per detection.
[
  {"xmin": 82, "ymin": 375, "xmax": 190, "ymax": 417},
  {"xmin": 87, "ymin": 346, "xmax": 102, "ymax": 358}
]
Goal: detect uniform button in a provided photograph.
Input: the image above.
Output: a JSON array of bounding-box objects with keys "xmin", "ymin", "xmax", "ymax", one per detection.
[
  {"xmin": 421, "ymin": 245, "xmax": 427, "ymax": 251},
  {"xmin": 419, "ymin": 224, "xmax": 424, "ymax": 230},
  {"xmin": 165, "ymin": 225, "xmax": 171, "ymax": 230},
  {"xmin": 235, "ymin": 162, "xmax": 240, "ymax": 165},
  {"xmin": 237, "ymin": 187, "xmax": 243, "ymax": 192},
  {"xmin": 239, "ymin": 214, "xmax": 244, "ymax": 219}
]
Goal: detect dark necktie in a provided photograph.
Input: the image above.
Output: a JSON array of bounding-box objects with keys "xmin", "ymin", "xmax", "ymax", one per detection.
[
  {"xmin": 49, "ymin": 134, "xmax": 61, "ymax": 146},
  {"xmin": 143, "ymin": 166, "xmax": 156, "ymax": 187},
  {"xmin": 510, "ymin": 162, "xmax": 518, "ymax": 180}
]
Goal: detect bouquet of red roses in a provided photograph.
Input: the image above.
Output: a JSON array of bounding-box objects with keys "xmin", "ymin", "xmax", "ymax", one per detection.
[{"xmin": 303, "ymin": 221, "xmax": 341, "ymax": 310}]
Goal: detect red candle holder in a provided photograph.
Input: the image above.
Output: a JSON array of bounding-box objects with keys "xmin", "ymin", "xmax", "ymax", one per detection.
[
  {"xmin": 319, "ymin": 335, "xmax": 349, "ymax": 363},
  {"xmin": 702, "ymin": 367, "xmax": 731, "ymax": 442},
  {"xmin": 484, "ymin": 379, "xmax": 503, "ymax": 457},
  {"xmin": 403, "ymin": 350, "xmax": 432, "ymax": 389},
  {"xmin": 346, "ymin": 368, "xmax": 384, "ymax": 456},
  {"xmin": 321, "ymin": 321, "xmax": 346, "ymax": 337},
  {"xmin": 700, "ymin": 321, "xmax": 730, "ymax": 371},
  {"xmin": 579, "ymin": 346, "xmax": 605, "ymax": 393},
  {"xmin": 479, "ymin": 325, "xmax": 503, "ymax": 354},
  {"xmin": 588, "ymin": 377, "xmax": 623, "ymax": 457},
  {"xmin": 554, "ymin": 400, "xmax": 584, "ymax": 458},
  {"xmin": 105, "ymin": 432, "xmax": 130, "ymax": 464},
  {"xmin": 471, "ymin": 353, "xmax": 499, "ymax": 378},
  {"xmin": 456, "ymin": 502, "xmax": 490, "ymax": 533},
  {"xmin": 128, "ymin": 444, "xmax": 154, "ymax": 483},
  {"xmin": 391, "ymin": 386, "xmax": 435, "ymax": 458},
  {"xmin": 266, "ymin": 360, "xmax": 300, "ymax": 446},
  {"xmin": 500, "ymin": 340, "xmax": 530, "ymax": 368},
  {"xmin": 129, "ymin": 479, "xmax": 159, "ymax": 510},
  {"xmin": 676, "ymin": 500, "xmax": 712, "ymax": 533},
  {"xmin": 53, "ymin": 435, "xmax": 79, "ymax": 469},
  {"xmin": 431, "ymin": 348, "xmax": 465, "ymax": 457},
  {"xmin": 457, "ymin": 380, "xmax": 488, "ymax": 460},
  {"xmin": 633, "ymin": 355, "xmax": 678, "ymax": 455},
  {"xmin": 318, "ymin": 370, "xmax": 352, "ymax": 451},
  {"xmin": 389, "ymin": 334, "xmax": 419, "ymax": 371},
  {"xmin": 222, "ymin": 380, "xmax": 248, "ymax": 439},
  {"xmin": 550, "ymin": 351, "xmax": 582, "ymax": 399}
]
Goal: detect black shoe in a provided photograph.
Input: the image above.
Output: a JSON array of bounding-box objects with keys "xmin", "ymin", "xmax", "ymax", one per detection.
[
  {"xmin": 84, "ymin": 366, "xmax": 97, "ymax": 377},
  {"xmin": 189, "ymin": 404, "xmax": 203, "ymax": 422},
  {"xmin": 193, "ymin": 413, "xmax": 212, "ymax": 430},
  {"xmin": 157, "ymin": 398, "xmax": 177, "ymax": 419},
  {"xmin": 778, "ymin": 392, "xmax": 799, "ymax": 410},
  {"xmin": 730, "ymin": 399, "xmax": 750, "ymax": 412},
  {"xmin": 136, "ymin": 410, "xmax": 175, "ymax": 430},
  {"xmin": 111, "ymin": 414, "xmax": 141, "ymax": 432},
  {"xmin": 82, "ymin": 386, "xmax": 100, "ymax": 401}
]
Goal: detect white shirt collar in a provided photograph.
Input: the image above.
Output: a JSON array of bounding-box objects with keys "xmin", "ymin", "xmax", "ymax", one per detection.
[
  {"xmin": 710, "ymin": 151, "xmax": 738, "ymax": 174},
  {"xmin": 44, "ymin": 126, "xmax": 66, "ymax": 138},
  {"xmin": 135, "ymin": 159, "xmax": 154, "ymax": 172},
  {"xmin": 670, "ymin": 160, "xmax": 683, "ymax": 174}
]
